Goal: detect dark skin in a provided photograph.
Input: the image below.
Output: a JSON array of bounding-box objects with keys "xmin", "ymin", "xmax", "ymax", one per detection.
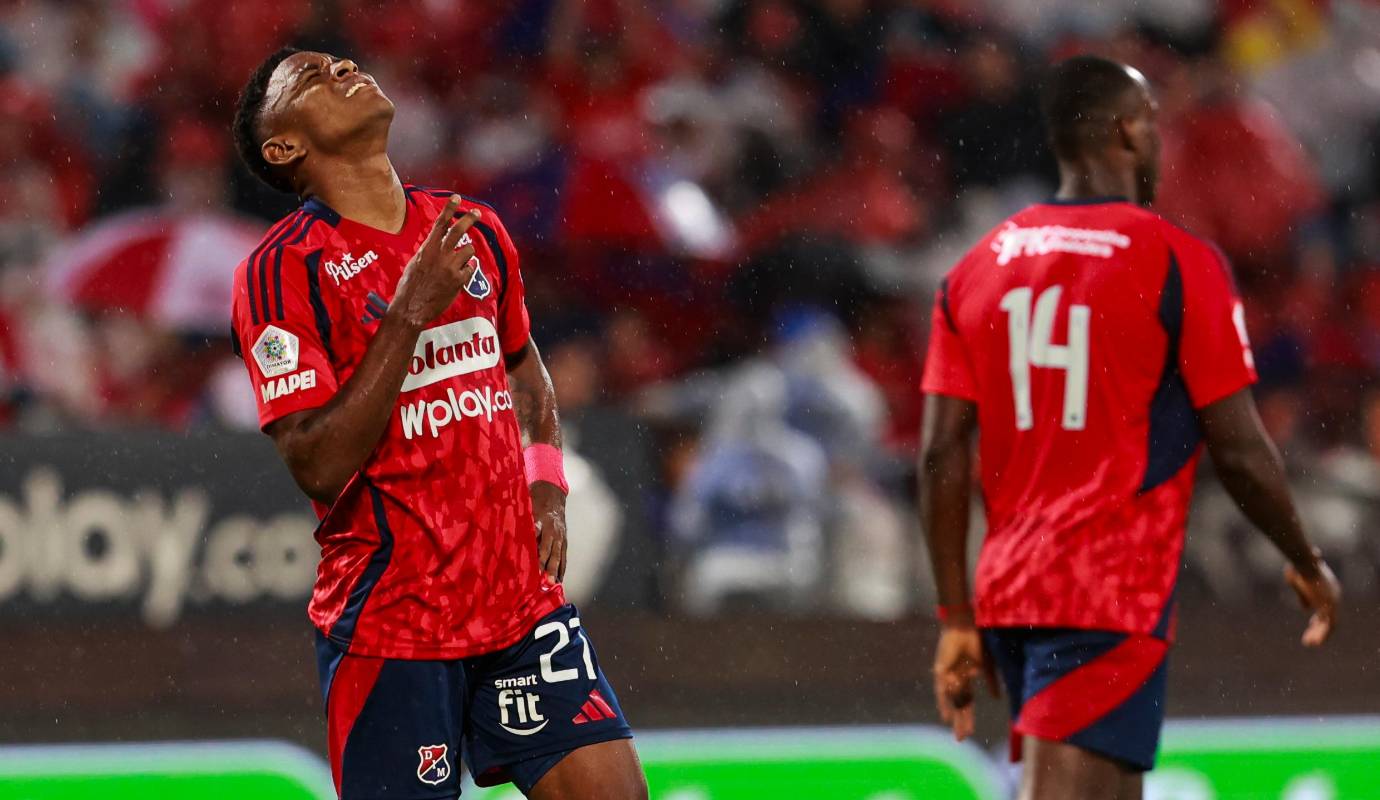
[
  {"xmin": 920, "ymin": 63, "xmax": 1340, "ymax": 800},
  {"xmin": 253, "ymin": 52, "xmax": 644, "ymax": 799}
]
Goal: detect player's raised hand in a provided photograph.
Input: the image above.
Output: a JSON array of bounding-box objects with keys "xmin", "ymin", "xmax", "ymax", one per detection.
[
  {"xmin": 392, "ymin": 195, "xmax": 481, "ymax": 327},
  {"xmin": 932, "ymin": 625, "xmax": 998, "ymax": 742},
  {"xmin": 1285, "ymin": 556, "xmax": 1340, "ymax": 647}
]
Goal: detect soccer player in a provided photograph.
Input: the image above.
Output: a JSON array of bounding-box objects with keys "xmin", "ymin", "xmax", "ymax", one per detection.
[
  {"xmin": 228, "ymin": 48, "xmax": 646, "ymax": 800},
  {"xmin": 919, "ymin": 56, "xmax": 1341, "ymax": 799}
]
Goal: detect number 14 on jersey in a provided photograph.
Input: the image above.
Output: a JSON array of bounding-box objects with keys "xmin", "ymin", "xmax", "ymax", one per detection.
[{"xmin": 1000, "ymin": 285, "xmax": 1090, "ymax": 431}]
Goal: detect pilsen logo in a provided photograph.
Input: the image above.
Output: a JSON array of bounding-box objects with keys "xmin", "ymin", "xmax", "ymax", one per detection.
[
  {"xmin": 401, "ymin": 317, "xmax": 501, "ymax": 392},
  {"xmin": 325, "ymin": 250, "xmax": 379, "ymax": 285}
]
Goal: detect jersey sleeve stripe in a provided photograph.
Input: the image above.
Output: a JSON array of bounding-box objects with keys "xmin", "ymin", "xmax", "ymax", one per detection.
[
  {"xmin": 270, "ymin": 216, "xmax": 321, "ymax": 321},
  {"xmin": 472, "ymin": 220, "xmax": 509, "ymax": 310},
  {"xmin": 258, "ymin": 218, "xmax": 301, "ymax": 323},
  {"xmin": 245, "ymin": 212, "xmax": 304, "ymax": 325},
  {"xmin": 256, "ymin": 213, "xmax": 310, "ymax": 324},
  {"xmin": 939, "ymin": 278, "xmax": 959, "ymax": 333},
  {"xmin": 304, "ymin": 249, "xmax": 337, "ymax": 362},
  {"xmin": 327, "ymin": 479, "xmax": 396, "ymax": 650},
  {"xmin": 259, "ymin": 215, "xmax": 311, "ymax": 325},
  {"xmin": 246, "ymin": 262, "xmax": 257, "ymax": 326}
]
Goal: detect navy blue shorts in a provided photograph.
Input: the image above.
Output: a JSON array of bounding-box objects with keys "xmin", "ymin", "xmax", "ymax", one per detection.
[
  {"xmin": 982, "ymin": 627, "xmax": 1169, "ymax": 772},
  {"xmin": 316, "ymin": 604, "xmax": 633, "ymax": 799}
]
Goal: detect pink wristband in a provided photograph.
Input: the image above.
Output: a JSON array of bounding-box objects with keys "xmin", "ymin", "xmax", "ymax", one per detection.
[{"xmin": 523, "ymin": 443, "xmax": 569, "ymax": 494}]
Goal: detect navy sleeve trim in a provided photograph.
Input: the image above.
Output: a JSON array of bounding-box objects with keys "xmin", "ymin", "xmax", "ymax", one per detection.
[
  {"xmin": 252, "ymin": 213, "xmax": 313, "ymax": 323},
  {"xmin": 244, "ymin": 212, "xmax": 305, "ymax": 325},
  {"xmin": 266, "ymin": 216, "xmax": 321, "ymax": 322},
  {"xmin": 459, "ymin": 193, "xmax": 497, "ymax": 214},
  {"xmin": 304, "ymin": 249, "xmax": 336, "ymax": 363},
  {"xmin": 258, "ymin": 214, "xmax": 308, "ymax": 322},
  {"xmin": 1139, "ymin": 250, "xmax": 1203, "ymax": 493},
  {"xmin": 327, "ymin": 479, "xmax": 395, "ymax": 649},
  {"xmin": 938, "ymin": 278, "xmax": 959, "ymax": 333},
  {"xmin": 472, "ymin": 220, "xmax": 510, "ymax": 310}
]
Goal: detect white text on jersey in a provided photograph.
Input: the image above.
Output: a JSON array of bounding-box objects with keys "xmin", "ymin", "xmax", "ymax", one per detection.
[
  {"xmin": 325, "ymin": 250, "xmax": 379, "ymax": 285},
  {"xmin": 400, "ymin": 386, "xmax": 513, "ymax": 439},
  {"xmin": 991, "ymin": 223, "xmax": 1131, "ymax": 266},
  {"xmin": 401, "ymin": 318, "xmax": 501, "ymax": 392},
  {"xmin": 261, "ymin": 369, "xmax": 317, "ymax": 402}
]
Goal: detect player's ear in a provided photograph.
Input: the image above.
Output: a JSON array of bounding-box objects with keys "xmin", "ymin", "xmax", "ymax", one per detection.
[
  {"xmin": 262, "ymin": 135, "xmax": 306, "ymax": 170},
  {"xmin": 1113, "ymin": 115, "xmax": 1136, "ymax": 153},
  {"xmin": 1115, "ymin": 113, "xmax": 1150, "ymax": 159}
]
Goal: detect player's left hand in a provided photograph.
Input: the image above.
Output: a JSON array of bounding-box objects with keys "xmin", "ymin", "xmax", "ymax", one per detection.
[
  {"xmin": 531, "ymin": 481, "xmax": 568, "ymax": 583},
  {"xmin": 1285, "ymin": 555, "xmax": 1341, "ymax": 647},
  {"xmin": 933, "ymin": 624, "xmax": 998, "ymax": 742}
]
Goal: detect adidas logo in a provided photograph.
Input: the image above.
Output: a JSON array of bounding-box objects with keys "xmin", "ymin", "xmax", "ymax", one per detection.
[{"xmin": 572, "ymin": 689, "xmax": 616, "ymax": 725}]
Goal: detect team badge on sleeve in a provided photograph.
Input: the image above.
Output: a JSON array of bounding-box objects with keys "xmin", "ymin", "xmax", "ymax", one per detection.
[
  {"xmin": 252, "ymin": 325, "xmax": 299, "ymax": 378},
  {"xmin": 416, "ymin": 744, "xmax": 450, "ymax": 785}
]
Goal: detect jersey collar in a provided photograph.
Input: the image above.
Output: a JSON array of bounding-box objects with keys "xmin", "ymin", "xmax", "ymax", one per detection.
[
  {"xmin": 302, "ymin": 194, "xmax": 424, "ymax": 248},
  {"xmin": 1043, "ymin": 195, "xmax": 1130, "ymax": 206},
  {"xmin": 301, "ymin": 196, "xmax": 342, "ymax": 225}
]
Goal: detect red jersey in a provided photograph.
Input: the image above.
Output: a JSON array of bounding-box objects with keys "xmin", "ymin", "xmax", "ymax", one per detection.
[
  {"xmin": 921, "ymin": 198, "xmax": 1257, "ymax": 636},
  {"xmin": 230, "ymin": 185, "xmax": 564, "ymax": 659}
]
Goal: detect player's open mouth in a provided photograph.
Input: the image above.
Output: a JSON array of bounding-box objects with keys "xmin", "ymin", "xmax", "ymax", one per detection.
[{"xmin": 346, "ymin": 83, "xmax": 370, "ymax": 98}]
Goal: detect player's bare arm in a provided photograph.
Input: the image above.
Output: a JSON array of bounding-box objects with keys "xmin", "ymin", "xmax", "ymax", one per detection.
[
  {"xmin": 1198, "ymin": 388, "xmax": 1341, "ymax": 646},
  {"xmin": 232, "ymin": 47, "xmax": 644, "ymax": 798},
  {"xmin": 266, "ymin": 198, "xmax": 479, "ymax": 503},
  {"xmin": 919, "ymin": 393, "xmax": 995, "ymax": 741},
  {"xmin": 507, "ymin": 337, "xmax": 568, "ymax": 582}
]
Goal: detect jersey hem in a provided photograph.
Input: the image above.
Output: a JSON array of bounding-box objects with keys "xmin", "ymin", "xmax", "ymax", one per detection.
[
  {"xmin": 315, "ymin": 593, "xmax": 565, "ymax": 660},
  {"xmin": 975, "ymin": 614, "xmax": 1171, "ymax": 642},
  {"xmin": 919, "ymin": 384, "xmax": 980, "ymax": 403}
]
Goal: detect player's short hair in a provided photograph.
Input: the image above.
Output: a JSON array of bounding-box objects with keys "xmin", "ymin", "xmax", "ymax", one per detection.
[
  {"xmin": 1040, "ymin": 55, "xmax": 1143, "ymax": 160},
  {"xmin": 233, "ymin": 46, "xmax": 302, "ymax": 194}
]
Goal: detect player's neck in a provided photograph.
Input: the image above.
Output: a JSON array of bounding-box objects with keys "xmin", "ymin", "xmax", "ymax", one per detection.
[
  {"xmin": 303, "ymin": 151, "xmax": 407, "ymax": 234},
  {"xmin": 1054, "ymin": 162, "xmax": 1137, "ymax": 205}
]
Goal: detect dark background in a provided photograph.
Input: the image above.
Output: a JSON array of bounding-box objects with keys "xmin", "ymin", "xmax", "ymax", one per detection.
[{"xmin": 2, "ymin": 432, "xmax": 1375, "ymax": 760}]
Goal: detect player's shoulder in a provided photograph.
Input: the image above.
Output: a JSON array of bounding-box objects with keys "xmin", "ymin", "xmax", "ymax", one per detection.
[
  {"xmin": 1150, "ymin": 213, "xmax": 1230, "ymax": 270},
  {"xmin": 403, "ymin": 183, "xmax": 520, "ymax": 274},
  {"xmin": 233, "ymin": 206, "xmax": 335, "ymax": 279},
  {"xmin": 232, "ymin": 204, "xmax": 336, "ymax": 320},
  {"xmin": 403, "ymin": 183, "xmax": 504, "ymax": 224},
  {"xmin": 994, "ymin": 199, "xmax": 1219, "ymax": 264}
]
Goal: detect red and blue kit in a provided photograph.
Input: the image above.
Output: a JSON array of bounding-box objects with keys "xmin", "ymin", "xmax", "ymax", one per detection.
[
  {"xmin": 231, "ymin": 186, "xmax": 630, "ymax": 799},
  {"xmin": 922, "ymin": 197, "xmax": 1257, "ymax": 769}
]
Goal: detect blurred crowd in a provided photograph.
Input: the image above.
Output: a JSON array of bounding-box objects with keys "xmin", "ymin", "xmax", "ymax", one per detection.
[{"xmin": 4, "ymin": 0, "xmax": 1380, "ymax": 614}]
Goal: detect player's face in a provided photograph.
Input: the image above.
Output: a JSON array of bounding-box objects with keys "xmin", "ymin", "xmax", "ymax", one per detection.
[
  {"xmin": 1122, "ymin": 69, "xmax": 1161, "ymax": 206},
  {"xmin": 262, "ymin": 51, "xmax": 394, "ymax": 157}
]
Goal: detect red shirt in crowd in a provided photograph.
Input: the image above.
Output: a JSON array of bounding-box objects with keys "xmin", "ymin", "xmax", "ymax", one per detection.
[
  {"xmin": 922, "ymin": 198, "xmax": 1257, "ymax": 636},
  {"xmin": 230, "ymin": 186, "xmax": 563, "ymax": 659}
]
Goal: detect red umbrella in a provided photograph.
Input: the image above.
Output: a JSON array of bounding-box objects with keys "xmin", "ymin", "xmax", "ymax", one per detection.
[{"xmin": 46, "ymin": 210, "xmax": 264, "ymax": 334}]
